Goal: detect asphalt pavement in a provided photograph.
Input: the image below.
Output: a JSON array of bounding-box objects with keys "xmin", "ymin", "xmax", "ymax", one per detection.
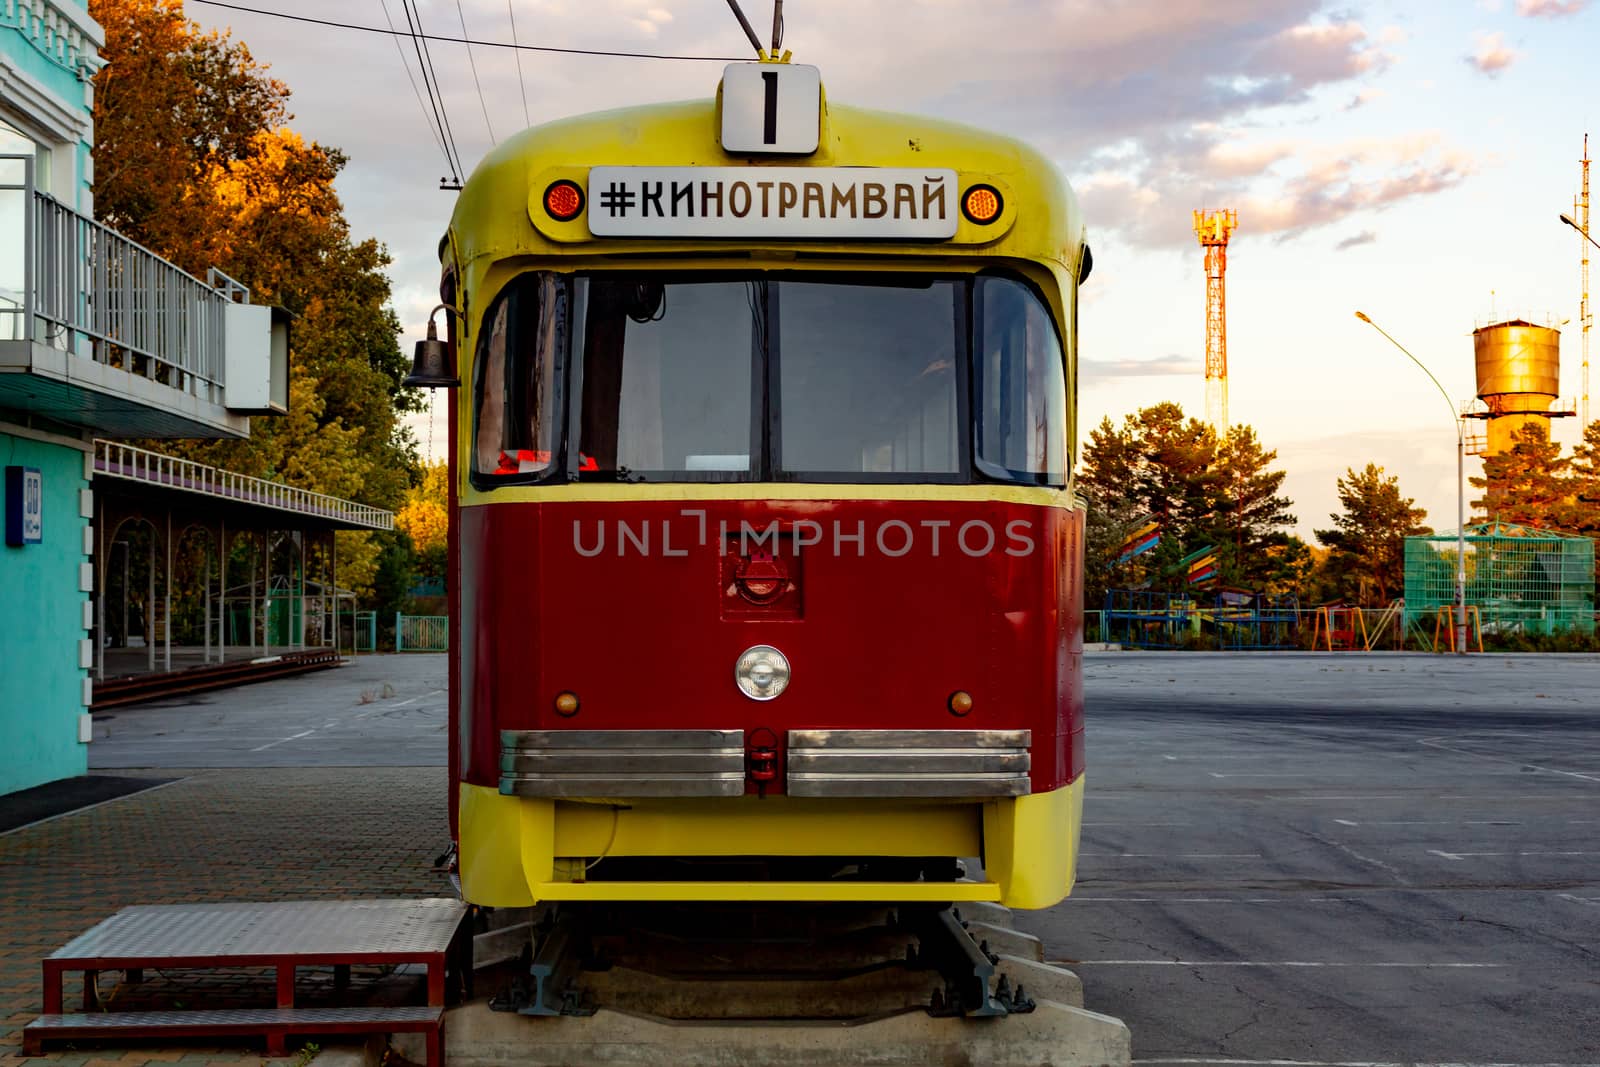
[
  {"xmin": 83, "ymin": 649, "xmax": 1600, "ymax": 1065},
  {"xmin": 1017, "ymin": 651, "xmax": 1600, "ymax": 1066},
  {"xmin": 89, "ymin": 653, "xmax": 448, "ymax": 768}
]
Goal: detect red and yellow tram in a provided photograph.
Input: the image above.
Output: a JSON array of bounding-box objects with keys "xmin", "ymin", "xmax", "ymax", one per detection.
[{"xmin": 420, "ymin": 59, "xmax": 1092, "ymax": 911}]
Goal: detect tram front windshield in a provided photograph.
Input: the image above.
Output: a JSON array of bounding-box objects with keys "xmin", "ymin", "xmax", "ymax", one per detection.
[{"xmin": 473, "ymin": 272, "xmax": 1066, "ymax": 487}]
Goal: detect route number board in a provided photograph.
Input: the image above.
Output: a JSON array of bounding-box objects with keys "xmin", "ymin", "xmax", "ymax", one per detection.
[{"xmin": 720, "ymin": 63, "xmax": 821, "ymax": 155}]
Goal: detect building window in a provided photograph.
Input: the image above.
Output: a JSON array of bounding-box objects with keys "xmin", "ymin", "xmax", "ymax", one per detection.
[{"xmin": 0, "ymin": 118, "xmax": 50, "ymax": 194}]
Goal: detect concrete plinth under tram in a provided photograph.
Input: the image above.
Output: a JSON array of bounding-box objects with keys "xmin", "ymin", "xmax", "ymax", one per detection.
[{"xmin": 392, "ymin": 902, "xmax": 1131, "ymax": 1067}]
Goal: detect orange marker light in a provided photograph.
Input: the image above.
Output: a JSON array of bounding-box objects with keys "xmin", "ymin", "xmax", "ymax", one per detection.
[
  {"xmin": 962, "ymin": 185, "xmax": 1002, "ymax": 225},
  {"xmin": 544, "ymin": 181, "xmax": 585, "ymax": 222},
  {"xmin": 948, "ymin": 690, "xmax": 974, "ymax": 716},
  {"xmin": 554, "ymin": 691, "xmax": 581, "ymax": 716}
]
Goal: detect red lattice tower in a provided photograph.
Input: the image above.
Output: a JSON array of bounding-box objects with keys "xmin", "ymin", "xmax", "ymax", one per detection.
[{"xmin": 1194, "ymin": 209, "xmax": 1238, "ymax": 432}]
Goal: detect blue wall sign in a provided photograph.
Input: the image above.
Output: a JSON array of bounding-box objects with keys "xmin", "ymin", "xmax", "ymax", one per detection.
[{"xmin": 5, "ymin": 465, "xmax": 43, "ymax": 546}]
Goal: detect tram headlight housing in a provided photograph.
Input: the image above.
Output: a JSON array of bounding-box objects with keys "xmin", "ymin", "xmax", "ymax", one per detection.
[{"xmin": 735, "ymin": 644, "xmax": 791, "ymax": 701}]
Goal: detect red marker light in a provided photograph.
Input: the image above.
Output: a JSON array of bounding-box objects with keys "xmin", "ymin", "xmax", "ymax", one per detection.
[{"xmin": 544, "ymin": 180, "xmax": 585, "ymax": 221}]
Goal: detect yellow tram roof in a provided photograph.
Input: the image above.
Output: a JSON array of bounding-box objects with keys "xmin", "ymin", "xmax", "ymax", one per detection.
[{"xmin": 445, "ymin": 91, "xmax": 1085, "ymax": 276}]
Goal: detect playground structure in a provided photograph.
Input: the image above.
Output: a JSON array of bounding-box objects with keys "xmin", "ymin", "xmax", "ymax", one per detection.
[
  {"xmin": 1308, "ymin": 603, "xmax": 1405, "ymax": 651},
  {"xmin": 1403, "ymin": 521, "xmax": 1595, "ymax": 638},
  {"xmin": 1103, "ymin": 589, "xmax": 1300, "ymax": 650}
]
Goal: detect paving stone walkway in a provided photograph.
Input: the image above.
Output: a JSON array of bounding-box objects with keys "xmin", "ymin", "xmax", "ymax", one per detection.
[{"xmin": 0, "ymin": 768, "xmax": 450, "ymax": 1066}]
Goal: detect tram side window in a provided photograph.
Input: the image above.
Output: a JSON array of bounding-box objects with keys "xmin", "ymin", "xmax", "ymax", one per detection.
[
  {"xmin": 975, "ymin": 277, "xmax": 1067, "ymax": 487},
  {"xmin": 474, "ymin": 273, "xmax": 563, "ymax": 480},
  {"xmin": 577, "ymin": 279, "xmax": 755, "ymax": 480},
  {"xmin": 777, "ymin": 280, "xmax": 959, "ymax": 478}
]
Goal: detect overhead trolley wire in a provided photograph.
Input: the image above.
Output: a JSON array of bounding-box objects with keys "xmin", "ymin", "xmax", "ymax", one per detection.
[
  {"xmin": 376, "ymin": 0, "xmax": 451, "ymax": 179},
  {"xmin": 405, "ymin": 0, "xmax": 464, "ymax": 179},
  {"xmin": 401, "ymin": 0, "xmax": 464, "ymax": 187},
  {"xmin": 507, "ymin": 0, "xmax": 530, "ymax": 127},
  {"xmin": 455, "ymin": 0, "xmax": 496, "ymax": 146},
  {"xmin": 188, "ymin": 0, "xmax": 748, "ymax": 62}
]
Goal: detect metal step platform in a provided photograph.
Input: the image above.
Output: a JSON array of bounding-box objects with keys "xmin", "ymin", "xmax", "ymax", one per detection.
[
  {"xmin": 24, "ymin": 1006, "xmax": 444, "ymax": 1062},
  {"xmin": 25, "ymin": 899, "xmax": 468, "ymax": 1062}
]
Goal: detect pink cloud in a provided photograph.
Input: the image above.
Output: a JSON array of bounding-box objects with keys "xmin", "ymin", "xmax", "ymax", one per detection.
[
  {"xmin": 1466, "ymin": 31, "xmax": 1519, "ymax": 75},
  {"xmin": 1515, "ymin": 0, "xmax": 1588, "ymax": 15},
  {"xmin": 1078, "ymin": 133, "xmax": 1476, "ymax": 249}
]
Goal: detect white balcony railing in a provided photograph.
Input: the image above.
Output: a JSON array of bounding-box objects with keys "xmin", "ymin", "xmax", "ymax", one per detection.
[
  {"xmin": 2, "ymin": 154, "xmax": 230, "ymax": 408},
  {"xmin": 34, "ymin": 187, "xmax": 229, "ymax": 402},
  {"xmin": 95, "ymin": 440, "xmax": 395, "ymax": 532}
]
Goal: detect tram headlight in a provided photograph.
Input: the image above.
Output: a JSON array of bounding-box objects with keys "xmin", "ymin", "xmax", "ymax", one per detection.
[{"xmin": 735, "ymin": 645, "xmax": 791, "ymax": 701}]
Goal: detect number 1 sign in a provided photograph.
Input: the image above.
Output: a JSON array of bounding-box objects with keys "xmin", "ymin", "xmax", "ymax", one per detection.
[{"xmin": 720, "ymin": 63, "xmax": 821, "ymax": 155}]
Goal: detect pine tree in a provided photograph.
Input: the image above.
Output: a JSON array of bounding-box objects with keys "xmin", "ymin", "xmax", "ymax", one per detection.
[
  {"xmin": 1568, "ymin": 421, "xmax": 1600, "ymax": 538},
  {"xmin": 1469, "ymin": 423, "xmax": 1572, "ymax": 531},
  {"xmin": 1213, "ymin": 425, "xmax": 1296, "ymax": 587},
  {"xmin": 1315, "ymin": 463, "xmax": 1431, "ymax": 605},
  {"xmin": 1077, "ymin": 403, "xmax": 1293, "ymax": 597}
]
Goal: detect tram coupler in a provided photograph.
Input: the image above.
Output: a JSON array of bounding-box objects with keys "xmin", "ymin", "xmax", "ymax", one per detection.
[
  {"xmin": 906, "ymin": 906, "xmax": 1036, "ymax": 1018},
  {"xmin": 488, "ymin": 907, "xmax": 597, "ymax": 1017}
]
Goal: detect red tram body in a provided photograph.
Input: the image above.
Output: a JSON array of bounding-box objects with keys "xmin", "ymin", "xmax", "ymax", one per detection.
[{"xmin": 432, "ymin": 62, "xmax": 1092, "ymax": 910}]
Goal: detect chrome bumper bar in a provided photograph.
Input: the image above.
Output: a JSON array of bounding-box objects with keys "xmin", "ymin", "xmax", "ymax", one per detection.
[
  {"xmin": 499, "ymin": 729, "xmax": 745, "ymax": 798},
  {"xmin": 786, "ymin": 729, "xmax": 1032, "ymax": 798},
  {"xmin": 497, "ymin": 728, "xmax": 1031, "ymax": 799}
]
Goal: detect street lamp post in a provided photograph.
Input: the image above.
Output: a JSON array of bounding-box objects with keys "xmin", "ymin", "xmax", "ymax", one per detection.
[
  {"xmin": 1559, "ymin": 213, "xmax": 1600, "ymax": 253},
  {"xmin": 1354, "ymin": 311, "xmax": 1468, "ymax": 654}
]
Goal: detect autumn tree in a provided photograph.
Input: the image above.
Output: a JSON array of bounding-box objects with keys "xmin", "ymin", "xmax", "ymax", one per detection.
[
  {"xmin": 89, "ymin": 0, "xmax": 422, "ymax": 595},
  {"xmin": 1315, "ymin": 463, "xmax": 1431, "ymax": 605},
  {"xmin": 1469, "ymin": 423, "xmax": 1572, "ymax": 531},
  {"xmin": 396, "ymin": 462, "xmax": 448, "ymax": 582}
]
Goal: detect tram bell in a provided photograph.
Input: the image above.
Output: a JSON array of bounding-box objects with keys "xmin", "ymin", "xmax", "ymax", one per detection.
[{"xmin": 404, "ymin": 304, "xmax": 458, "ymax": 388}]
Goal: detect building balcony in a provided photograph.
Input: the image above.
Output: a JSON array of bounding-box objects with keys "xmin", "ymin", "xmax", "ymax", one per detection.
[{"xmin": 0, "ymin": 155, "xmax": 286, "ymax": 438}]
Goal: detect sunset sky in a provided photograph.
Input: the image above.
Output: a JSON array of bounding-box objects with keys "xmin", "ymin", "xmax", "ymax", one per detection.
[{"xmin": 188, "ymin": 0, "xmax": 1599, "ymax": 540}]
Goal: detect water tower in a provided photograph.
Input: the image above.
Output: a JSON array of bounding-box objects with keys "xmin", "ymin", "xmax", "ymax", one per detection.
[{"xmin": 1462, "ymin": 320, "xmax": 1575, "ymax": 455}]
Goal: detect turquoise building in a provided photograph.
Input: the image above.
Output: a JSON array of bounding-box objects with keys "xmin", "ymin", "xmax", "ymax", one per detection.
[{"xmin": 1, "ymin": 1, "xmax": 284, "ymax": 795}]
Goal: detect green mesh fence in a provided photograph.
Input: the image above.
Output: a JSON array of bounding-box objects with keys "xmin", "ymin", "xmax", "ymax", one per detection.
[{"xmin": 1404, "ymin": 522, "xmax": 1595, "ymax": 636}]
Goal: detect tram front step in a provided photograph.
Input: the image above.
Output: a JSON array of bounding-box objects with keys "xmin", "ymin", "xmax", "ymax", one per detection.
[{"xmin": 23, "ymin": 1005, "xmax": 443, "ymax": 1063}]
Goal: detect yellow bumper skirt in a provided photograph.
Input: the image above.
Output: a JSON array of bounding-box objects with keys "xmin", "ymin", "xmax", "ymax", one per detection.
[{"xmin": 457, "ymin": 776, "xmax": 1082, "ymax": 910}]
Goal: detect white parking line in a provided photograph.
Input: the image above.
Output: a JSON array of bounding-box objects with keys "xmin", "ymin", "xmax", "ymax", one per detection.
[
  {"xmin": 249, "ymin": 728, "xmax": 316, "ymax": 752},
  {"xmin": 1418, "ymin": 735, "xmax": 1600, "ymax": 784},
  {"xmin": 1081, "ymin": 853, "xmax": 1263, "ymax": 859},
  {"xmin": 1060, "ymin": 960, "xmax": 1506, "ymax": 968},
  {"xmin": 1070, "ymin": 897, "xmax": 1360, "ymax": 904},
  {"xmin": 1210, "ymin": 773, "xmax": 1363, "ymax": 779},
  {"xmin": 1334, "ymin": 819, "xmax": 1520, "ymax": 827},
  {"xmin": 1132, "ymin": 1062, "xmax": 1593, "ymax": 1067},
  {"xmin": 1278, "ymin": 794, "xmax": 1585, "ymax": 801},
  {"xmin": 1428, "ymin": 849, "xmax": 1600, "ymax": 860}
]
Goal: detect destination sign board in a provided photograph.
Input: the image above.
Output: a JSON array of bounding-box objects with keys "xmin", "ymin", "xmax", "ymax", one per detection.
[{"xmin": 586, "ymin": 167, "xmax": 960, "ymax": 240}]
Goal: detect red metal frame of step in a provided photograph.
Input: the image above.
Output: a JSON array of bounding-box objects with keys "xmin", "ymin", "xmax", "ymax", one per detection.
[{"xmin": 24, "ymin": 900, "xmax": 468, "ymax": 1063}]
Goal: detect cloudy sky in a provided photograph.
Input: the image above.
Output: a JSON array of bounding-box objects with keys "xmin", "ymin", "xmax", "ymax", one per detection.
[{"xmin": 187, "ymin": 0, "xmax": 1598, "ymax": 540}]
